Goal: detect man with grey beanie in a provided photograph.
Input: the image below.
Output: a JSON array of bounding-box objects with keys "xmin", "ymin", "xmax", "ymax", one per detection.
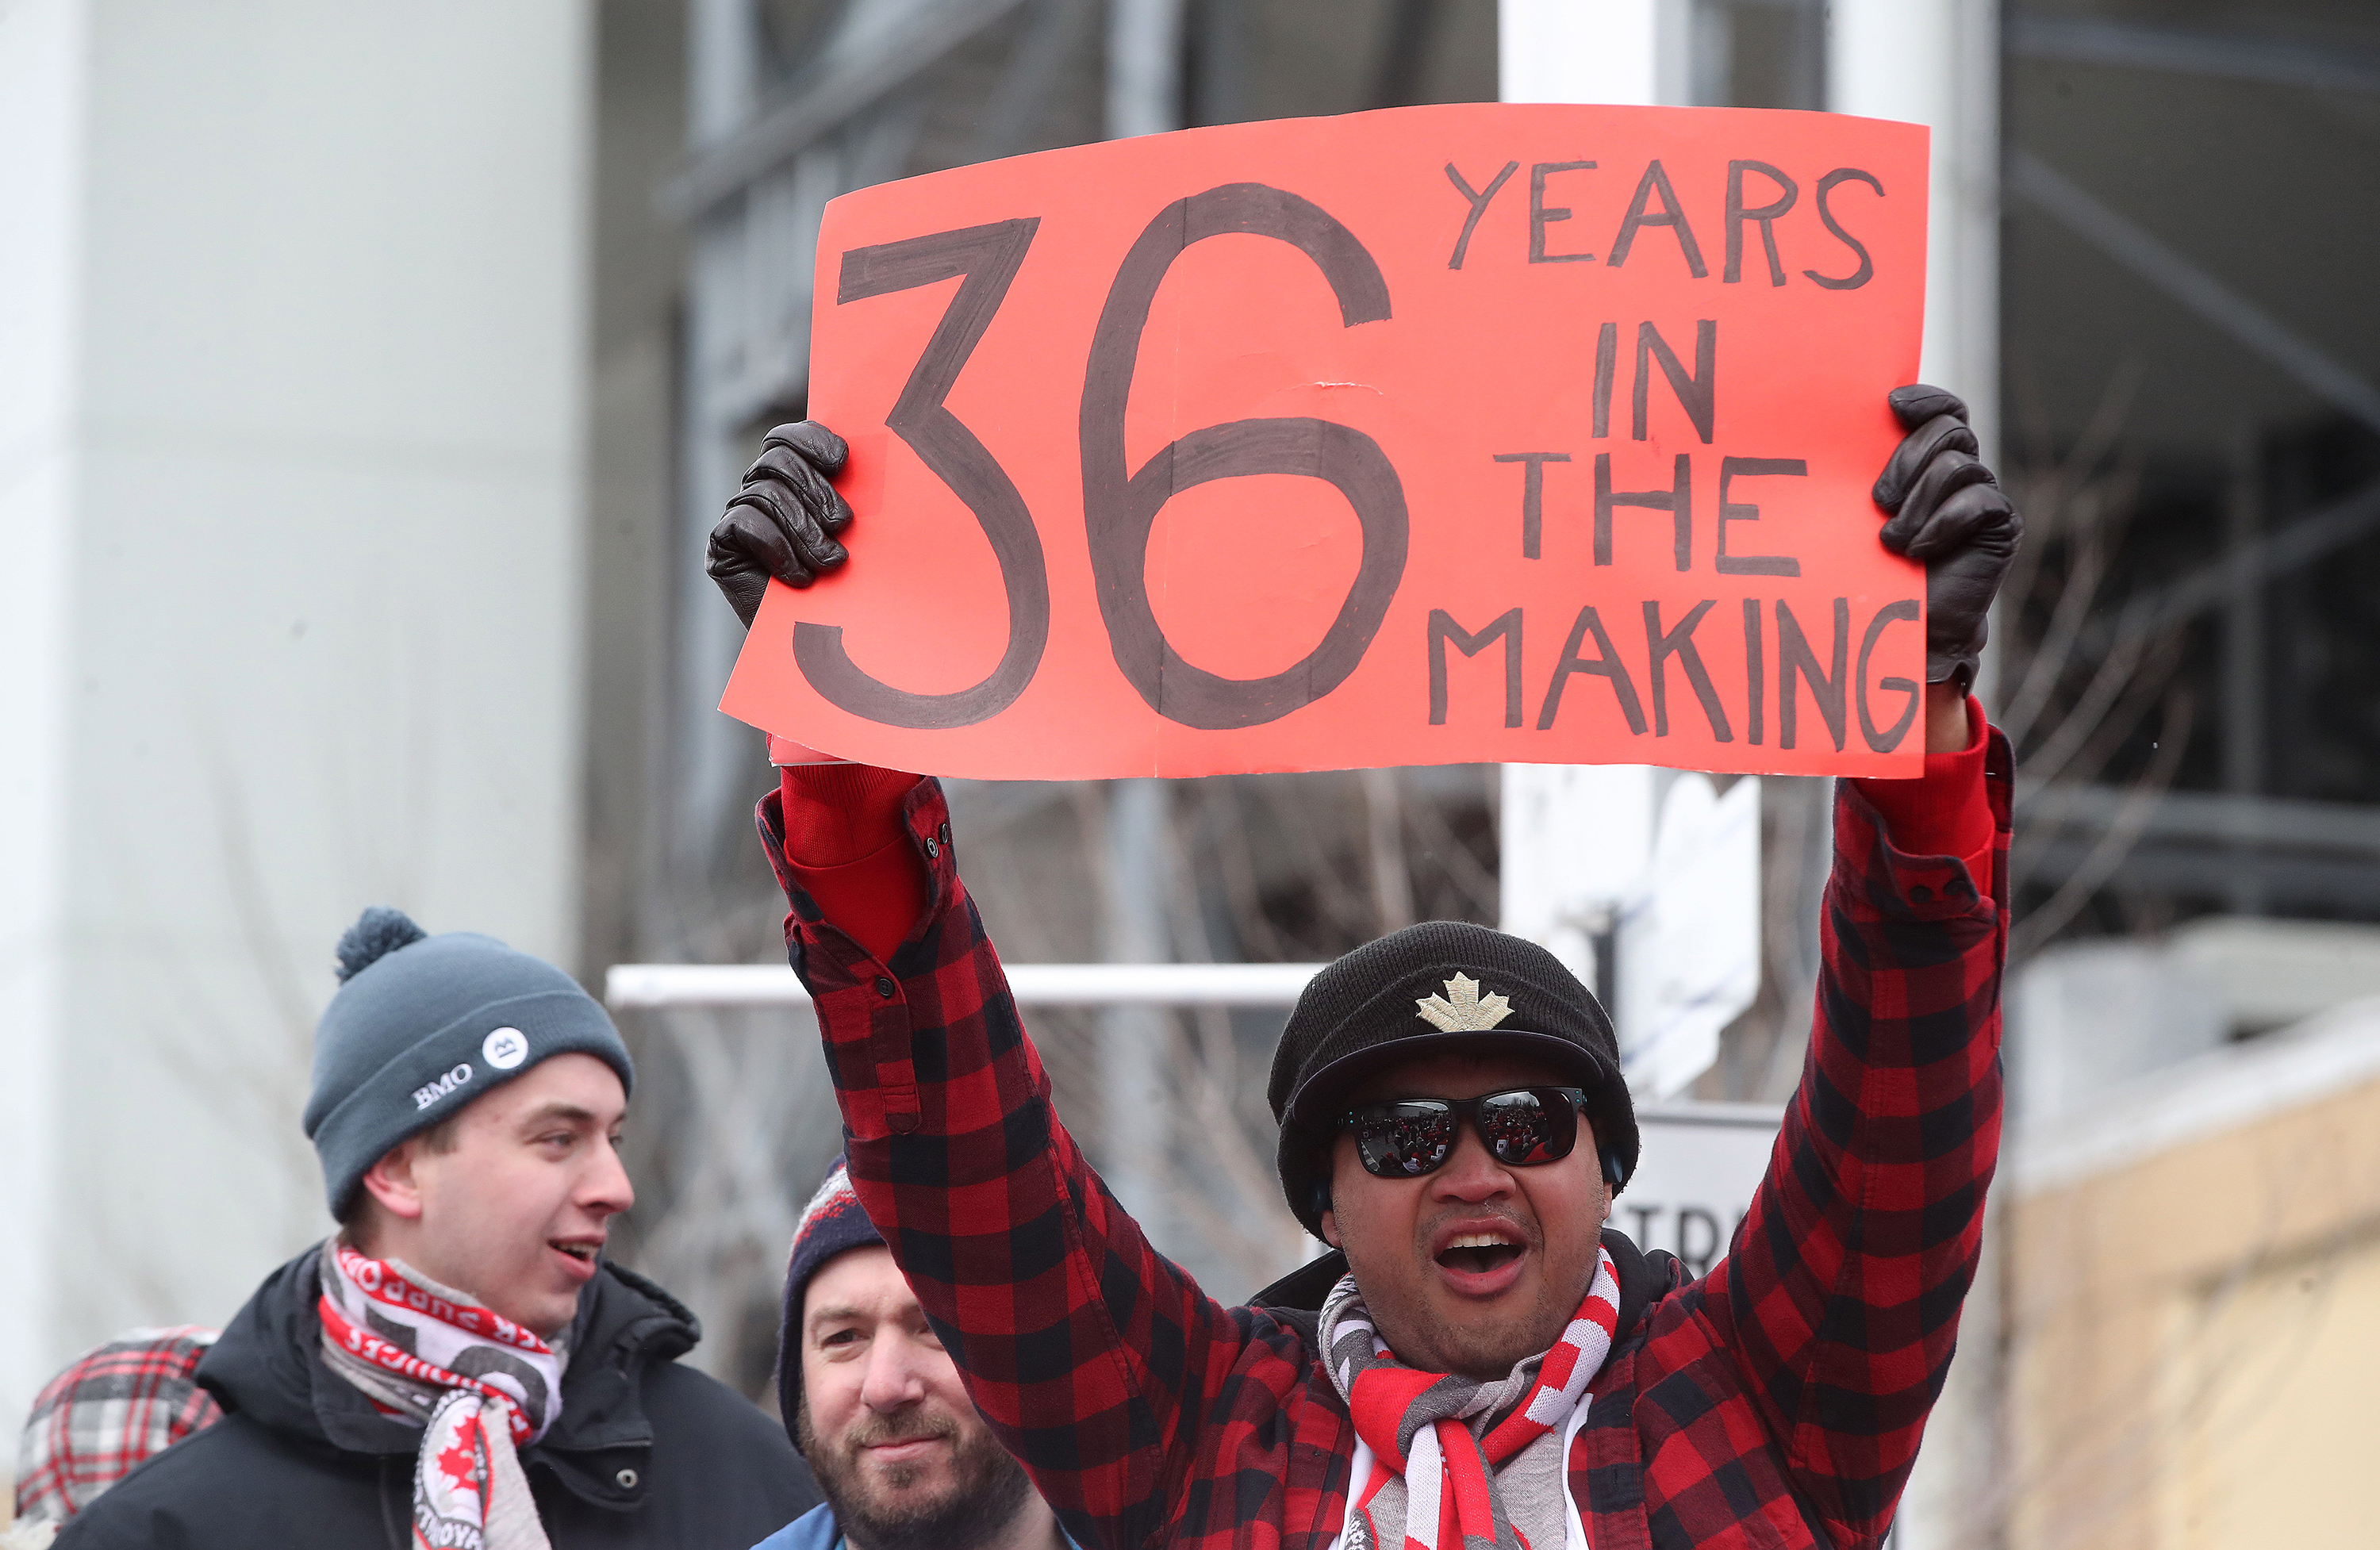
[{"xmin": 59, "ymin": 907, "xmax": 816, "ymax": 1550}]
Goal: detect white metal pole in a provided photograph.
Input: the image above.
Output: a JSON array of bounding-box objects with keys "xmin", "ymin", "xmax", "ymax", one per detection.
[
  {"xmin": 1100, "ymin": 778, "xmax": 1174, "ymax": 1226},
  {"xmin": 1097, "ymin": 0, "xmax": 1186, "ymax": 1226},
  {"xmin": 605, "ymin": 961, "xmax": 1330, "ymax": 1010}
]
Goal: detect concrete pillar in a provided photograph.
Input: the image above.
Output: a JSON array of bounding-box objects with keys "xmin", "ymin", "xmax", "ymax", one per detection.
[
  {"xmin": 1107, "ymin": 0, "xmax": 1185, "ymax": 140},
  {"xmin": 1499, "ymin": 0, "xmax": 1690, "ymax": 107},
  {"xmin": 0, "ymin": 0, "xmax": 591, "ymax": 1423},
  {"xmin": 1495, "ymin": 0, "xmax": 1745, "ymax": 1102},
  {"xmin": 0, "ymin": 0, "xmax": 90, "ymax": 1439},
  {"xmin": 1829, "ymin": 0, "xmax": 2001, "ymax": 462},
  {"xmin": 1495, "ymin": 2, "xmax": 1679, "ymax": 1005},
  {"xmin": 1830, "ymin": 9, "xmax": 2002, "ymax": 1540}
]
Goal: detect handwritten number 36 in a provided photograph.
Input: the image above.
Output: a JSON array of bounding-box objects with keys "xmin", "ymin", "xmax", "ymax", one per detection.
[{"xmin": 801, "ymin": 186, "xmax": 1411, "ymax": 731}]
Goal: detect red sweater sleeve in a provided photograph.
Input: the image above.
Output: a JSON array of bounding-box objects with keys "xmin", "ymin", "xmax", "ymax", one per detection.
[
  {"xmin": 776, "ymin": 764, "xmax": 928, "ymax": 965},
  {"xmin": 1847, "ymin": 695, "xmax": 1994, "ymax": 881}
]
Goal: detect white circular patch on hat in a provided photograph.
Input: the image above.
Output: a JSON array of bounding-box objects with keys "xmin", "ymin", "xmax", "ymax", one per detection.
[{"xmin": 482, "ymin": 1026, "xmax": 529, "ymax": 1069}]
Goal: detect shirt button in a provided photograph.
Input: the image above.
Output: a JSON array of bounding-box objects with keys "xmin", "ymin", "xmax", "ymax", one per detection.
[
  {"xmin": 874, "ymin": 976, "xmax": 896, "ymax": 999},
  {"xmin": 923, "ymin": 836, "xmax": 939, "ymax": 859},
  {"xmin": 939, "ymin": 823, "xmax": 952, "ymax": 845},
  {"xmin": 615, "ymin": 1468, "xmax": 639, "ymax": 1490},
  {"xmin": 1910, "ymin": 884, "xmax": 1934, "ymax": 903}
]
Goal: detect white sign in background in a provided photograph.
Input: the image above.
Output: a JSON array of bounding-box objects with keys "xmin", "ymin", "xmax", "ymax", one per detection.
[
  {"xmin": 1618, "ymin": 1100, "xmax": 1785, "ymax": 1278},
  {"xmin": 1499, "ymin": 766, "xmax": 1764, "ymax": 1099}
]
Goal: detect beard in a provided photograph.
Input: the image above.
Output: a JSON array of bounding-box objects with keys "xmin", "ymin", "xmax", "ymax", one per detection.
[{"xmin": 797, "ymin": 1396, "xmax": 1035, "ymax": 1550}]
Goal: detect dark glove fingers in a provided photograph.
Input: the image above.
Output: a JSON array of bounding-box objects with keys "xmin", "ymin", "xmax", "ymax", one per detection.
[
  {"xmin": 1925, "ymin": 548, "xmax": 2001, "ymax": 685},
  {"xmin": 706, "ymin": 421, "xmax": 847, "ymax": 627},
  {"xmin": 1929, "ymin": 546, "xmax": 2009, "ymax": 631},
  {"xmin": 730, "ymin": 475, "xmax": 844, "ymax": 577},
  {"xmin": 747, "ymin": 474, "xmax": 848, "ymax": 574},
  {"xmin": 703, "ymin": 527, "xmax": 774, "ymax": 628},
  {"xmin": 792, "ymin": 521, "xmax": 848, "ymax": 574},
  {"xmin": 762, "ymin": 420, "xmax": 849, "ymax": 478},
  {"xmin": 1865, "ymin": 383, "xmax": 2015, "ymax": 692},
  {"xmin": 1892, "ymin": 450, "xmax": 1997, "ymax": 550},
  {"xmin": 1905, "ymin": 481, "xmax": 2018, "ymax": 564},
  {"xmin": 1873, "ymin": 411, "xmax": 1980, "ymax": 514},
  {"xmin": 717, "ymin": 497, "xmax": 817, "ymax": 589},
  {"xmin": 743, "ymin": 443, "xmax": 857, "ymax": 543},
  {"xmin": 1887, "ymin": 383, "xmax": 1969, "ymax": 432}
]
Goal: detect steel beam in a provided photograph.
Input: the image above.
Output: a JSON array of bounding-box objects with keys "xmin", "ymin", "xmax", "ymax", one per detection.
[
  {"xmin": 2071, "ymin": 474, "xmax": 2380, "ymax": 661},
  {"xmin": 658, "ymin": 0, "xmax": 1031, "ymax": 220},
  {"xmin": 2015, "ymin": 838, "xmax": 2380, "ymax": 914},
  {"xmin": 2010, "ymin": 16, "xmax": 2380, "ymax": 97},
  {"xmin": 2018, "ymin": 784, "xmax": 2380, "ymax": 858},
  {"xmin": 2010, "ymin": 152, "xmax": 2380, "ymax": 436}
]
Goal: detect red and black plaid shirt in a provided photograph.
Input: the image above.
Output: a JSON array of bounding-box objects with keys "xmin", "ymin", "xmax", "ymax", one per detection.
[{"xmin": 760, "ymin": 731, "xmax": 2009, "ymax": 1550}]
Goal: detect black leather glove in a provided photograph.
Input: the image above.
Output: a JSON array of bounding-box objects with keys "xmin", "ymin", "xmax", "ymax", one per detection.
[
  {"xmin": 705, "ymin": 421, "xmax": 853, "ymax": 628},
  {"xmin": 1872, "ymin": 385, "xmax": 2021, "ymax": 692}
]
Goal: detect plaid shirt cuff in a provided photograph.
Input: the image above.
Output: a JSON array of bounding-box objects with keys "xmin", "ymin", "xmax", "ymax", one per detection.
[
  {"xmin": 764, "ymin": 776, "xmax": 963, "ymax": 1140},
  {"xmin": 1836, "ymin": 718, "xmax": 2010, "ymax": 924}
]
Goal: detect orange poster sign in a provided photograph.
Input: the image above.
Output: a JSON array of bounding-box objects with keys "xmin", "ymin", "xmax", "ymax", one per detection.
[{"xmin": 722, "ymin": 103, "xmax": 1930, "ymax": 779}]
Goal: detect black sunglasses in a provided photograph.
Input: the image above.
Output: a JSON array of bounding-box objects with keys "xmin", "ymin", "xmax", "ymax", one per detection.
[{"xmin": 1334, "ymin": 1086, "xmax": 1588, "ymax": 1179}]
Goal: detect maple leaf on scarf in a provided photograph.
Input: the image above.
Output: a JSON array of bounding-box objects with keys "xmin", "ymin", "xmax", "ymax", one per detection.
[
  {"xmin": 1414, "ymin": 974, "xmax": 1513, "ymax": 1032},
  {"xmin": 437, "ymin": 1433, "xmax": 485, "ymax": 1493}
]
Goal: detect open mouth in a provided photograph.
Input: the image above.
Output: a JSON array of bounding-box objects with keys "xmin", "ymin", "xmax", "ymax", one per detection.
[
  {"xmin": 550, "ymin": 1241, "xmax": 599, "ymax": 1266},
  {"xmin": 1435, "ymin": 1232, "xmax": 1524, "ymax": 1276}
]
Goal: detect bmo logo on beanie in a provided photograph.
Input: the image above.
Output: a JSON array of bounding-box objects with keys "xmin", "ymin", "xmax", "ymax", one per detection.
[
  {"xmin": 305, "ymin": 908, "xmax": 635, "ymax": 1218},
  {"xmin": 411, "ymin": 1063, "xmax": 474, "ymax": 1110}
]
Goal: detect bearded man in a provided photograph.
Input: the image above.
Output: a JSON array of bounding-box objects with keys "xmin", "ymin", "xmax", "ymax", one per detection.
[
  {"xmin": 708, "ymin": 385, "xmax": 2017, "ymax": 1549},
  {"xmin": 754, "ymin": 1158, "xmax": 1070, "ymax": 1550}
]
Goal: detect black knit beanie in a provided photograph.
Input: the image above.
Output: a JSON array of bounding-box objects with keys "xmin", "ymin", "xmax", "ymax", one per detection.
[
  {"xmin": 774, "ymin": 1157, "xmax": 886, "ymax": 1453},
  {"xmin": 1268, "ymin": 920, "xmax": 1637, "ymax": 1236},
  {"xmin": 303, "ymin": 907, "xmax": 635, "ymax": 1218}
]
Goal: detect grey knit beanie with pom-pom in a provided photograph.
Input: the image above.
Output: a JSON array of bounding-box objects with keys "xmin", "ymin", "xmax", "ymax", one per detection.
[{"xmin": 303, "ymin": 906, "xmax": 634, "ymax": 1218}]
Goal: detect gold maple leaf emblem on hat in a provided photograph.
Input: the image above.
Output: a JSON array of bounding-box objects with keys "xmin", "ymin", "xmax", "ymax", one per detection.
[{"xmin": 1415, "ymin": 973, "xmax": 1513, "ymax": 1032}]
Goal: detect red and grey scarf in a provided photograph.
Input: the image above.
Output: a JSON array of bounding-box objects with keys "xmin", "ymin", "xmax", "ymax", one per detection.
[
  {"xmin": 317, "ymin": 1242, "xmax": 566, "ymax": 1550},
  {"xmin": 1321, "ymin": 1248, "xmax": 1621, "ymax": 1550}
]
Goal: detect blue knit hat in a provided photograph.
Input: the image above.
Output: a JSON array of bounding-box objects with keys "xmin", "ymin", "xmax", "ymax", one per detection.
[
  {"xmin": 774, "ymin": 1156, "xmax": 887, "ymax": 1449},
  {"xmin": 303, "ymin": 907, "xmax": 635, "ymax": 1218}
]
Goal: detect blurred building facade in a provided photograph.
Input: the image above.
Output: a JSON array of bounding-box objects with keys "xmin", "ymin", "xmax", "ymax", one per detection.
[
  {"xmin": 0, "ymin": 0, "xmax": 595, "ymax": 1431},
  {"xmin": 2002, "ymin": 997, "xmax": 2380, "ymax": 1549}
]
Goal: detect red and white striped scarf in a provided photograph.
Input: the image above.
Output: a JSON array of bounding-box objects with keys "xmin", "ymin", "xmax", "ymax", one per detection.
[
  {"xmin": 317, "ymin": 1242, "xmax": 565, "ymax": 1550},
  {"xmin": 1321, "ymin": 1249, "xmax": 1620, "ymax": 1550}
]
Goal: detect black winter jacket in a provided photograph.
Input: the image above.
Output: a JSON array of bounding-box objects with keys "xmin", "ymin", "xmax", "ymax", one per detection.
[{"xmin": 56, "ymin": 1245, "xmax": 818, "ymax": 1548}]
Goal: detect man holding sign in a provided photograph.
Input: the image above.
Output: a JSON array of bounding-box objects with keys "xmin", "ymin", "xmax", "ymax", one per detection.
[{"xmin": 709, "ymin": 106, "xmax": 2017, "ymax": 1550}]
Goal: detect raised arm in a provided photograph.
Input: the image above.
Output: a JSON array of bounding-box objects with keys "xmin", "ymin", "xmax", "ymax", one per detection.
[
  {"xmin": 1693, "ymin": 386, "xmax": 2019, "ymax": 1544},
  {"xmin": 757, "ymin": 771, "xmax": 1283, "ymax": 1550},
  {"xmin": 712, "ymin": 423, "xmax": 1273, "ymax": 1550}
]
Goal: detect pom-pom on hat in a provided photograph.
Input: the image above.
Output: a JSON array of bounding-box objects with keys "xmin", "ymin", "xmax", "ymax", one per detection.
[
  {"xmin": 774, "ymin": 1157, "xmax": 887, "ymax": 1452},
  {"xmin": 336, "ymin": 906, "xmax": 428, "ymax": 982},
  {"xmin": 304, "ymin": 906, "xmax": 635, "ymax": 1218}
]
